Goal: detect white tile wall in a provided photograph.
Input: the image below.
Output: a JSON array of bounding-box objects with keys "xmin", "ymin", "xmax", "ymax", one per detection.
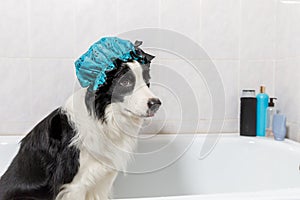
[
  {"xmin": 286, "ymin": 122, "xmax": 300, "ymax": 142},
  {"xmin": 240, "ymin": 60, "xmax": 275, "ymax": 96},
  {"xmin": 160, "ymin": 0, "xmax": 201, "ymax": 43},
  {"xmin": 116, "ymin": 0, "xmax": 160, "ymax": 33},
  {"xmin": 0, "ymin": 0, "xmax": 299, "ymax": 139},
  {"xmin": 75, "ymin": 0, "xmax": 118, "ymax": 56},
  {"xmin": 275, "ymin": 1, "xmax": 300, "ymax": 140},
  {"xmin": 0, "ymin": 0, "xmax": 29, "ymax": 58},
  {"xmin": 214, "ymin": 60, "xmax": 239, "ymax": 119},
  {"xmin": 200, "ymin": 0, "xmax": 240, "ymax": 59},
  {"xmin": 0, "ymin": 59, "xmax": 31, "ymax": 122},
  {"xmin": 276, "ymin": 1, "xmax": 300, "ymax": 59},
  {"xmin": 240, "ymin": 0, "xmax": 276, "ymax": 60},
  {"xmin": 0, "ymin": 59, "xmax": 32, "ymax": 134},
  {"xmin": 30, "ymin": 59, "xmax": 77, "ymax": 122},
  {"xmin": 30, "ymin": 0, "xmax": 76, "ymax": 58},
  {"xmin": 157, "ymin": 59, "xmax": 212, "ymax": 120},
  {"xmin": 275, "ymin": 59, "xmax": 300, "ymax": 124}
]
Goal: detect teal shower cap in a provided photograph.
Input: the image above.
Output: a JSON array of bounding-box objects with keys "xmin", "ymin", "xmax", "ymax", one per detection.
[{"xmin": 75, "ymin": 37, "xmax": 141, "ymax": 91}]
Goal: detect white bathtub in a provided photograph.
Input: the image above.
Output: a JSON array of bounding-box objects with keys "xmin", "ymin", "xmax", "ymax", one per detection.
[{"xmin": 1, "ymin": 134, "xmax": 300, "ymax": 200}]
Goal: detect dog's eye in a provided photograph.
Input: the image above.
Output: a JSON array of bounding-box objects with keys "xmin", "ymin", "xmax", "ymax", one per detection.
[{"xmin": 120, "ymin": 79, "xmax": 133, "ymax": 87}]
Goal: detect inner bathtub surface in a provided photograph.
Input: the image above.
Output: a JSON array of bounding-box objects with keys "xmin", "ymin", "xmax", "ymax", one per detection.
[
  {"xmin": 1, "ymin": 134, "xmax": 300, "ymax": 199},
  {"xmin": 112, "ymin": 134, "xmax": 300, "ymax": 199},
  {"xmin": 0, "ymin": 136, "xmax": 20, "ymax": 176}
]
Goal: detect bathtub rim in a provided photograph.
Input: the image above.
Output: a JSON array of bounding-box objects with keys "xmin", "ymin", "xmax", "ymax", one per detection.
[
  {"xmin": 1, "ymin": 133, "xmax": 300, "ymax": 199},
  {"xmin": 116, "ymin": 187, "xmax": 300, "ymax": 200},
  {"xmin": 1, "ymin": 132, "xmax": 300, "ymax": 148}
]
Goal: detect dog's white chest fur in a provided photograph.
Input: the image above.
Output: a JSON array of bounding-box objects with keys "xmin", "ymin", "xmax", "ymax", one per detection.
[{"xmin": 56, "ymin": 89, "xmax": 142, "ymax": 200}]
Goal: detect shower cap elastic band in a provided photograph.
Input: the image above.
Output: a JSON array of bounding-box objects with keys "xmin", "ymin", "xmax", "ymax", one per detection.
[{"xmin": 75, "ymin": 37, "xmax": 145, "ymax": 91}]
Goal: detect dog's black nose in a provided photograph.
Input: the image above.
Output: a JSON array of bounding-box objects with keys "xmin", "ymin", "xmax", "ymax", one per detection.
[{"xmin": 147, "ymin": 98, "xmax": 161, "ymax": 112}]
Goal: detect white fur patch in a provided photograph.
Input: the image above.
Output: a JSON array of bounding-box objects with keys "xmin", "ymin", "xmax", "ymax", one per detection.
[
  {"xmin": 56, "ymin": 89, "xmax": 143, "ymax": 200},
  {"xmin": 56, "ymin": 61, "xmax": 156, "ymax": 200},
  {"xmin": 56, "ymin": 61, "xmax": 155, "ymax": 200},
  {"xmin": 120, "ymin": 61, "xmax": 157, "ymax": 118}
]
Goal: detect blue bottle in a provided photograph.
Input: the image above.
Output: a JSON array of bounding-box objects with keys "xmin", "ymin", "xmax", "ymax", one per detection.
[
  {"xmin": 272, "ymin": 114, "xmax": 287, "ymax": 141},
  {"xmin": 256, "ymin": 86, "xmax": 269, "ymax": 136}
]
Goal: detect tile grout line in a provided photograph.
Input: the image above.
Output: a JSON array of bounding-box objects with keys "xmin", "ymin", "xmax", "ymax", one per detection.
[
  {"xmin": 27, "ymin": 0, "xmax": 33, "ymax": 122},
  {"xmin": 274, "ymin": 0, "xmax": 278, "ymax": 98},
  {"xmin": 237, "ymin": 0, "xmax": 242, "ymax": 133}
]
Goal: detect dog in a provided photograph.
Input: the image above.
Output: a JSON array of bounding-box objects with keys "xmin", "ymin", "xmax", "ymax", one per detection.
[{"xmin": 0, "ymin": 38, "xmax": 161, "ymax": 200}]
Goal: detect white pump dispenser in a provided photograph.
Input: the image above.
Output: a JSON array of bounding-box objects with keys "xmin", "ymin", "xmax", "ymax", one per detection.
[{"xmin": 266, "ymin": 97, "xmax": 277, "ymax": 137}]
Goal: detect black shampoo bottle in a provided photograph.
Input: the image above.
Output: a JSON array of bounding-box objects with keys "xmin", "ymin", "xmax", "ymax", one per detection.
[{"xmin": 240, "ymin": 90, "xmax": 257, "ymax": 136}]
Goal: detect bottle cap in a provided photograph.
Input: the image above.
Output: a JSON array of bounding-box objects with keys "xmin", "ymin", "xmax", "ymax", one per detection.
[
  {"xmin": 242, "ymin": 89, "xmax": 256, "ymax": 97},
  {"xmin": 268, "ymin": 97, "xmax": 277, "ymax": 107},
  {"xmin": 260, "ymin": 85, "xmax": 266, "ymax": 93}
]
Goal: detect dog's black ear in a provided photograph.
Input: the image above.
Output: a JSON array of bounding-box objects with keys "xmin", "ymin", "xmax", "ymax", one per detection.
[
  {"xmin": 113, "ymin": 58, "xmax": 125, "ymax": 68},
  {"xmin": 134, "ymin": 40, "xmax": 143, "ymax": 47},
  {"xmin": 144, "ymin": 52, "xmax": 155, "ymax": 61},
  {"xmin": 49, "ymin": 110, "xmax": 70, "ymax": 141},
  {"xmin": 133, "ymin": 40, "xmax": 155, "ymax": 64}
]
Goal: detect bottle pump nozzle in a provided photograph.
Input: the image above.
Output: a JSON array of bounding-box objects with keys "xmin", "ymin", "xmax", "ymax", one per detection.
[{"xmin": 269, "ymin": 97, "xmax": 277, "ymax": 107}]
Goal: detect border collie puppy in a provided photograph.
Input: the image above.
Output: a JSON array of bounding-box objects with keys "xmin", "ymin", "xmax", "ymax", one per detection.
[{"xmin": 0, "ymin": 38, "xmax": 161, "ymax": 200}]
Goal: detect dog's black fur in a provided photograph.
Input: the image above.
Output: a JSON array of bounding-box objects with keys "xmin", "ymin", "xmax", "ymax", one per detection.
[
  {"xmin": 85, "ymin": 59, "xmax": 136, "ymax": 122},
  {"xmin": 0, "ymin": 109, "xmax": 80, "ymax": 200},
  {"xmin": 85, "ymin": 48, "xmax": 153, "ymax": 122},
  {"xmin": 0, "ymin": 45, "xmax": 155, "ymax": 200}
]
